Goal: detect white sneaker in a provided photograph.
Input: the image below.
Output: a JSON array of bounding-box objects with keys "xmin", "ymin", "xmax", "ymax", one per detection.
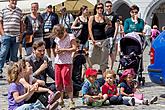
[{"xmin": 128, "ymin": 98, "xmax": 135, "ymax": 106}]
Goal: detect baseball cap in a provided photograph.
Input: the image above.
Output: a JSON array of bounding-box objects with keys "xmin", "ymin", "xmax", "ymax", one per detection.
[
  {"xmin": 46, "ymin": 3, "xmax": 52, "ymax": 8},
  {"xmin": 85, "ymin": 68, "xmax": 97, "ymax": 78}
]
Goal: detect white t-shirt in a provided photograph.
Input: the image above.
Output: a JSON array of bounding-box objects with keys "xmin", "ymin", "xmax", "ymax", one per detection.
[
  {"xmin": 143, "ymin": 24, "xmax": 151, "ymax": 36},
  {"xmin": 54, "ymin": 34, "xmax": 75, "ymax": 64}
]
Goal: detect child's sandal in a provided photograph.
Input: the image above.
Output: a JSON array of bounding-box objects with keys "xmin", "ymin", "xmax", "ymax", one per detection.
[{"xmin": 48, "ymin": 91, "xmax": 61, "ymax": 105}]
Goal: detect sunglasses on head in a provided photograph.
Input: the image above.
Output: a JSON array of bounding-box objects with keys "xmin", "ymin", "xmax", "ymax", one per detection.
[{"xmin": 97, "ymin": 7, "xmax": 103, "ymax": 9}]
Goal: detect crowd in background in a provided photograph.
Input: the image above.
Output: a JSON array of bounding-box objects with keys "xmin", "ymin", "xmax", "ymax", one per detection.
[{"xmin": 0, "ymin": 0, "xmax": 161, "ymax": 109}]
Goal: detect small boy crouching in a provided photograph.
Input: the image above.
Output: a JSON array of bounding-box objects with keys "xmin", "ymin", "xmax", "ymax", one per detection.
[{"xmin": 81, "ymin": 68, "xmax": 107, "ymax": 107}]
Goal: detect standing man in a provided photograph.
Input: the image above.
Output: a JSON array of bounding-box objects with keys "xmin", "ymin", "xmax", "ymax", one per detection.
[
  {"xmin": 59, "ymin": 6, "xmax": 74, "ymax": 33},
  {"xmin": 0, "ymin": 0, "xmax": 22, "ymax": 78},
  {"xmin": 143, "ymin": 22, "xmax": 151, "ymax": 47},
  {"xmin": 42, "ymin": 4, "xmax": 59, "ymax": 58},
  {"xmin": 104, "ymin": 0, "xmax": 119, "ymax": 70}
]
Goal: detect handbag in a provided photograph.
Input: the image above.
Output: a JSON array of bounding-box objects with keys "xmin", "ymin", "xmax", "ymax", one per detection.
[
  {"xmin": 25, "ymin": 34, "xmax": 33, "ymax": 43},
  {"xmin": 72, "ymin": 28, "xmax": 82, "ymax": 38}
]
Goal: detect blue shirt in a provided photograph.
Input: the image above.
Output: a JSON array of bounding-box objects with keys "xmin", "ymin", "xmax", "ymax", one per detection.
[
  {"xmin": 82, "ymin": 79, "xmax": 101, "ymax": 96},
  {"xmin": 119, "ymin": 81, "xmax": 134, "ymax": 96}
]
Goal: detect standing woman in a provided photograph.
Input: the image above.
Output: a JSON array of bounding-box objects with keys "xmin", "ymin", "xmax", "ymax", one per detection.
[
  {"xmin": 71, "ymin": 5, "xmax": 89, "ymax": 48},
  {"xmin": 24, "ymin": 2, "xmax": 44, "ymax": 56},
  {"xmin": 88, "ymin": 3, "xmax": 109, "ymax": 77}
]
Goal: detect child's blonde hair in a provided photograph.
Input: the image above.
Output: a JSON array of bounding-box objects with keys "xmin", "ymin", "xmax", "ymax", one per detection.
[
  {"xmin": 7, "ymin": 62, "xmax": 21, "ymax": 83},
  {"xmin": 105, "ymin": 70, "xmax": 116, "ymax": 79},
  {"xmin": 52, "ymin": 24, "xmax": 65, "ymax": 38},
  {"xmin": 7, "ymin": 59, "xmax": 27, "ymax": 83}
]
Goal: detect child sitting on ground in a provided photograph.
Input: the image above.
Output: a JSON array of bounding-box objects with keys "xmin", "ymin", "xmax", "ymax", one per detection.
[
  {"xmin": 7, "ymin": 61, "xmax": 59, "ymax": 110},
  {"xmin": 119, "ymin": 68, "xmax": 158, "ymax": 106},
  {"xmin": 102, "ymin": 70, "xmax": 123, "ymax": 105},
  {"xmin": 19, "ymin": 59, "xmax": 60, "ymax": 109},
  {"xmin": 8, "ymin": 62, "xmax": 44, "ymax": 110},
  {"xmin": 82, "ymin": 68, "xmax": 107, "ymax": 107}
]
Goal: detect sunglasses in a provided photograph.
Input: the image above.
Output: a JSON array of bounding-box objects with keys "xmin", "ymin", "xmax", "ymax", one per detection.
[
  {"xmin": 131, "ymin": 11, "xmax": 138, "ymax": 14},
  {"xmin": 97, "ymin": 7, "xmax": 103, "ymax": 9},
  {"xmin": 106, "ymin": 5, "xmax": 112, "ymax": 7}
]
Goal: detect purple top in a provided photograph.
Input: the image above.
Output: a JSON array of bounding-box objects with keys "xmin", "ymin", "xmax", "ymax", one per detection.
[{"xmin": 8, "ymin": 83, "xmax": 25, "ymax": 110}]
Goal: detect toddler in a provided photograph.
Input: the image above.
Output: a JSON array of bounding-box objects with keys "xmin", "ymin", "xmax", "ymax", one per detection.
[
  {"xmin": 102, "ymin": 70, "xmax": 123, "ymax": 105},
  {"xmin": 82, "ymin": 68, "xmax": 107, "ymax": 107},
  {"xmin": 119, "ymin": 68, "xmax": 158, "ymax": 106}
]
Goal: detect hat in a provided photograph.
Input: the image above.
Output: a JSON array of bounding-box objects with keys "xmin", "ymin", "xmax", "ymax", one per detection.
[
  {"xmin": 85, "ymin": 68, "xmax": 97, "ymax": 78},
  {"xmin": 120, "ymin": 68, "xmax": 135, "ymax": 82},
  {"xmin": 46, "ymin": 3, "xmax": 52, "ymax": 8}
]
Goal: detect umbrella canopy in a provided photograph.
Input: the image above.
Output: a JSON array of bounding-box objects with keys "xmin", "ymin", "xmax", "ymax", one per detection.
[
  {"xmin": 55, "ymin": 0, "xmax": 95, "ymax": 11},
  {"xmin": 0, "ymin": 0, "xmax": 65, "ymax": 11}
]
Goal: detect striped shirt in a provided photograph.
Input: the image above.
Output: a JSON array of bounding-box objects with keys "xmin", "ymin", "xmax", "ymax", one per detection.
[{"xmin": 0, "ymin": 5, "xmax": 22, "ymax": 36}]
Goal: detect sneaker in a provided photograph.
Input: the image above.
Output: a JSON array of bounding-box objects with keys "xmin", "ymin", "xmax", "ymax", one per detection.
[
  {"xmin": 150, "ymin": 96, "xmax": 158, "ymax": 104},
  {"xmin": 142, "ymin": 99, "xmax": 149, "ymax": 105},
  {"xmin": 59, "ymin": 101, "xmax": 65, "ymax": 108},
  {"xmin": 69, "ymin": 101, "xmax": 75, "ymax": 109},
  {"xmin": 92, "ymin": 100, "xmax": 102, "ymax": 107},
  {"xmin": 128, "ymin": 98, "xmax": 135, "ymax": 106},
  {"xmin": 48, "ymin": 91, "xmax": 61, "ymax": 105}
]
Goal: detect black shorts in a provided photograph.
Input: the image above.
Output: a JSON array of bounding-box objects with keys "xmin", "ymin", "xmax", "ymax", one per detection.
[{"xmin": 43, "ymin": 38, "xmax": 56, "ymax": 49}]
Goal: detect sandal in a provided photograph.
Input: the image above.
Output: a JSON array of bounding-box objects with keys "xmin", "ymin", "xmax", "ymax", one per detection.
[
  {"xmin": 48, "ymin": 91, "xmax": 61, "ymax": 105},
  {"xmin": 59, "ymin": 101, "xmax": 65, "ymax": 108}
]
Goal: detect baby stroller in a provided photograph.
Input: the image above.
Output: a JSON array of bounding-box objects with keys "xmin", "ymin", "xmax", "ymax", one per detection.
[{"xmin": 117, "ymin": 32, "xmax": 145, "ymax": 86}]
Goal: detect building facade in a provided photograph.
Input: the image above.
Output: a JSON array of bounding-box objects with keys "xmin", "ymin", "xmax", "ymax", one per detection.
[{"xmin": 101, "ymin": 0, "xmax": 165, "ymax": 29}]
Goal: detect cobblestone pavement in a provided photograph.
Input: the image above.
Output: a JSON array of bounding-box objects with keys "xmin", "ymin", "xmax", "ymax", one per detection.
[{"xmin": 1, "ymin": 47, "xmax": 165, "ymax": 110}]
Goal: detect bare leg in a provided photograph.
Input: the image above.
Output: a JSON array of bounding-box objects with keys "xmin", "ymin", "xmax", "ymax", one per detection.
[
  {"xmin": 110, "ymin": 53, "xmax": 115, "ymax": 70},
  {"xmin": 19, "ymin": 44, "xmax": 22, "ymax": 59},
  {"xmin": 46, "ymin": 49, "xmax": 51, "ymax": 58},
  {"xmin": 52, "ymin": 48, "xmax": 56, "ymax": 57}
]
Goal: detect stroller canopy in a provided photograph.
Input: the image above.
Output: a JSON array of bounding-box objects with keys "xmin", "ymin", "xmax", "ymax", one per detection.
[{"xmin": 120, "ymin": 32, "xmax": 143, "ymax": 55}]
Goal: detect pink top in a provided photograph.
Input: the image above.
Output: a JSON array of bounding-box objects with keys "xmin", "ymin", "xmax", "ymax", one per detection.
[
  {"xmin": 54, "ymin": 34, "xmax": 75, "ymax": 64},
  {"xmin": 151, "ymin": 29, "xmax": 160, "ymax": 39}
]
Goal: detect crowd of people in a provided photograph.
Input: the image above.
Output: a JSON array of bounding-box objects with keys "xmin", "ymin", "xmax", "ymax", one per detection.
[{"xmin": 0, "ymin": 0, "xmax": 161, "ymax": 109}]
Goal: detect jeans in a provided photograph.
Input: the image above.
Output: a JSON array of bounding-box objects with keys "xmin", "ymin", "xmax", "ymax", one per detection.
[
  {"xmin": 108, "ymin": 95, "xmax": 123, "ymax": 105},
  {"xmin": 0, "ymin": 35, "xmax": 19, "ymax": 71},
  {"xmin": 16, "ymin": 100, "xmax": 45, "ymax": 110}
]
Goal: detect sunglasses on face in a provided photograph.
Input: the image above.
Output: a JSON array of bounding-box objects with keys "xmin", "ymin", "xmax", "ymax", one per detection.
[
  {"xmin": 97, "ymin": 7, "xmax": 103, "ymax": 9},
  {"xmin": 131, "ymin": 11, "xmax": 138, "ymax": 14},
  {"xmin": 106, "ymin": 5, "xmax": 112, "ymax": 8}
]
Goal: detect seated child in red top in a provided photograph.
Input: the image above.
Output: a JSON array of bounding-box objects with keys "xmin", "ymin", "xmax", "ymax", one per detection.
[{"xmin": 102, "ymin": 70, "xmax": 123, "ymax": 105}]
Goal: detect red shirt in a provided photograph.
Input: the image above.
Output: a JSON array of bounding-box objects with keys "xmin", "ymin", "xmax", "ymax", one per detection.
[{"xmin": 102, "ymin": 82, "xmax": 118, "ymax": 97}]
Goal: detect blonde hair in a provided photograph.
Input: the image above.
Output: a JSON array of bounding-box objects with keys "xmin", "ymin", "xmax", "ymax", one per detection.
[
  {"xmin": 105, "ymin": 70, "xmax": 116, "ymax": 79},
  {"xmin": 52, "ymin": 24, "xmax": 65, "ymax": 38},
  {"xmin": 7, "ymin": 59, "xmax": 27, "ymax": 83},
  {"xmin": 7, "ymin": 62, "xmax": 21, "ymax": 83}
]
